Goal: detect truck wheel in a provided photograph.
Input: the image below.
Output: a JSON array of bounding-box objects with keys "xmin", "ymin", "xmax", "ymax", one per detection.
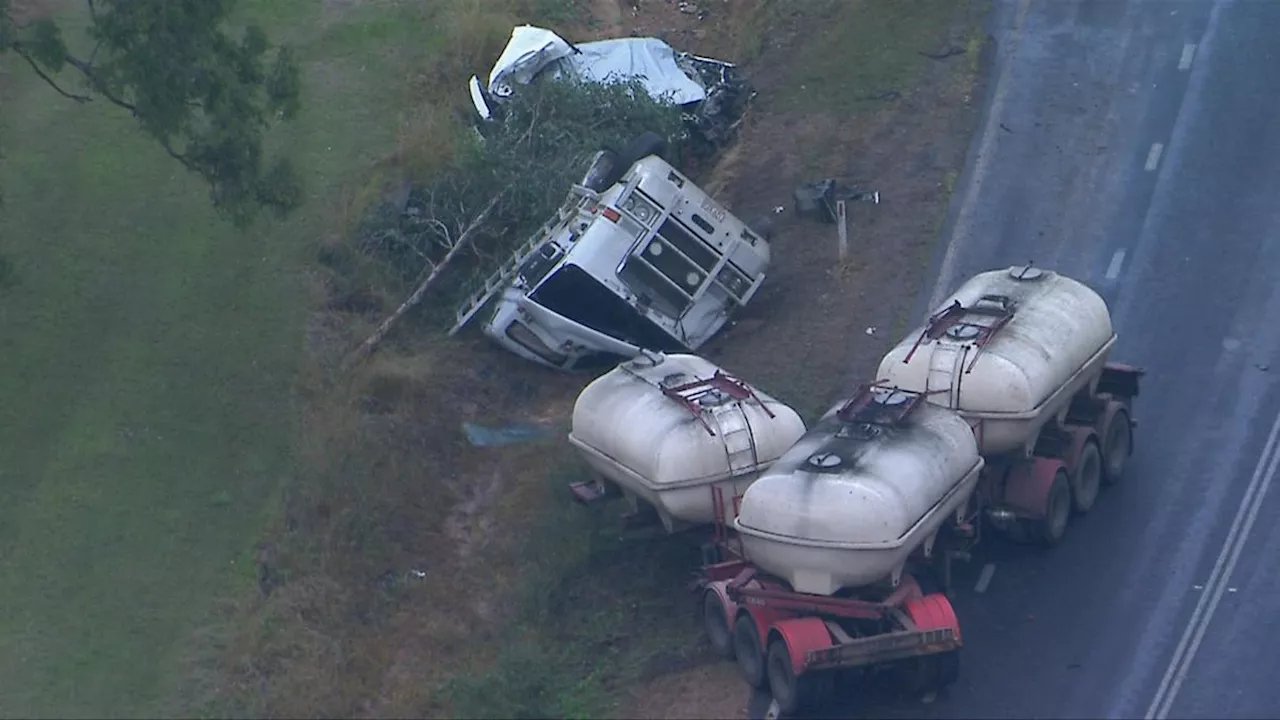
[
  {"xmin": 1102, "ymin": 407, "xmax": 1132, "ymax": 485},
  {"xmin": 1032, "ymin": 468, "xmax": 1072, "ymax": 545},
  {"xmin": 733, "ymin": 613, "xmax": 768, "ymax": 689},
  {"xmin": 702, "ymin": 590, "xmax": 735, "ymax": 660},
  {"xmin": 1071, "ymin": 438, "xmax": 1102, "ymax": 514},
  {"xmin": 896, "ymin": 649, "xmax": 960, "ymax": 696},
  {"xmin": 936, "ymin": 649, "xmax": 960, "ymax": 688},
  {"xmin": 619, "ymin": 131, "xmax": 667, "ymax": 167},
  {"xmin": 766, "ymin": 637, "xmax": 826, "ymax": 715},
  {"xmin": 580, "ymin": 149, "xmax": 620, "ymax": 192}
]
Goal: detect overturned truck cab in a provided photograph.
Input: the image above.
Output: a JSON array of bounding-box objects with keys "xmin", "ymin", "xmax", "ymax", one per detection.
[{"xmin": 450, "ymin": 135, "xmax": 772, "ymax": 371}]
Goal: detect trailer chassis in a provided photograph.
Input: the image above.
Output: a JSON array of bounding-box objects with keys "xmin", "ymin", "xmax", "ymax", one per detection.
[{"xmin": 691, "ymin": 362, "xmax": 1143, "ymax": 716}]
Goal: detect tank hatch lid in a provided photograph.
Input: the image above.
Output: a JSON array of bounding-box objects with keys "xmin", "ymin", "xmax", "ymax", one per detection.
[
  {"xmin": 905, "ymin": 290, "xmax": 1019, "ymax": 372},
  {"xmin": 1008, "ymin": 263, "xmax": 1046, "ymax": 281},
  {"xmin": 657, "ymin": 368, "xmax": 775, "ymax": 435},
  {"xmin": 835, "ymin": 384, "xmax": 925, "ymax": 427}
]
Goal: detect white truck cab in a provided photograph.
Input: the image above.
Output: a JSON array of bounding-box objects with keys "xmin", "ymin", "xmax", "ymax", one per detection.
[{"xmin": 450, "ymin": 137, "xmax": 772, "ymax": 372}]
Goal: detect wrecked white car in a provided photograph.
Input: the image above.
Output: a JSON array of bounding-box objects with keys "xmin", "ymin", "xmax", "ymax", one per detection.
[
  {"xmin": 449, "ymin": 133, "xmax": 771, "ymax": 372},
  {"xmin": 469, "ymin": 25, "xmax": 753, "ymax": 153}
]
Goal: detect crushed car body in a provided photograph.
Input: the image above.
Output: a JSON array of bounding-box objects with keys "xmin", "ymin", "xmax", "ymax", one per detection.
[
  {"xmin": 468, "ymin": 25, "xmax": 753, "ymax": 153},
  {"xmin": 449, "ymin": 135, "xmax": 772, "ymax": 372}
]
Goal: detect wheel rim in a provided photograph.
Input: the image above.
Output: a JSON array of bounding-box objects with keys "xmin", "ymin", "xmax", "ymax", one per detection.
[
  {"xmin": 1073, "ymin": 442, "xmax": 1102, "ymax": 512},
  {"xmin": 1105, "ymin": 411, "xmax": 1131, "ymax": 482}
]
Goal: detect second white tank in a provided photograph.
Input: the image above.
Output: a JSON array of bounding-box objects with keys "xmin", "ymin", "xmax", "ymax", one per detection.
[{"xmin": 734, "ymin": 388, "xmax": 983, "ymax": 596}]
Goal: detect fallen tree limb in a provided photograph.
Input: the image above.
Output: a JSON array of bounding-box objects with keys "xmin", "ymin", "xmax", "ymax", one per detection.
[{"xmin": 342, "ymin": 192, "xmax": 503, "ymax": 372}]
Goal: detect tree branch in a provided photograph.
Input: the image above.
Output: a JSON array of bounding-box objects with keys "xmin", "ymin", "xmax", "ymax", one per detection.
[
  {"xmin": 342, "ymin": 192, "xmax": 504, "ymax": 372},
  {"xmin": 10, "ymin": 44, "xmax": 92, "ymax": 103},
  {"xmin": 62, "ymin": 53, "xmax": 138, "ymax": 113}
]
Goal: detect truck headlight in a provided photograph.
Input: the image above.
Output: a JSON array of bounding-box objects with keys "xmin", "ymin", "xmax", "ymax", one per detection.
[
  {"xmin": 717, "ymin": 267, "xmax": 752, "ymax": 298},
  {"xmin": 622, "ymin": 194, "xmax": 658, "ymax": 225}
]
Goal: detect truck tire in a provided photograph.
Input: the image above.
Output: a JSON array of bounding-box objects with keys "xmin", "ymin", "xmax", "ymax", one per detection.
[
  {"xmin": 592, "ymin": 132, "xmax": 665, "ymax": 191},
  {"xmin": 1102, "ymin": 406, "xmax": 1132, "ymax": 484},
  {"xmin": 1032, "ymin": 467, "xmax": 1072, "ymax": 545},
  {"xmin": 580, "ymin": 149, "xmax": 620, "ymax": 192},
  {"xmin": 733, "ymin": 613, "xmax": 768, "ymax": 689},
  {"xmin": 1071, "ymin": 438, "xmax": 1103, "ymax": 514},
  {"xmin": 766, "ymin": 637, "xmax": 828, "ymax": 715},
  {"xmin": 619, "ymin": 131, "xmax": 667, "ymax": 166},
  {"xmin": 702, "ymin": 590, "xmax": 735, "ymax": 660},
  {"xmin": 896, "ymin": 650, "xmax": 960, "ymax": 695}
]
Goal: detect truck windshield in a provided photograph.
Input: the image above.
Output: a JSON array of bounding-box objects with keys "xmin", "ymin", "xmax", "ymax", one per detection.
[{"xmin": 530, "ymin": 263, "xmax": 686, "ymax": 353}]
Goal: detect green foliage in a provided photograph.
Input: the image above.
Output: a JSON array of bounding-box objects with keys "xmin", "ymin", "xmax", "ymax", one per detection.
[
  {"xmin": 355, "ymin": 77, "xmax": 685, "ymax": 318},
  {"xmin": 1, "ymin": 0, "xmax": 303, "ymax": 226},
  {"xmin": 443, "ymin": 469, "xmax": 705, "ymax": 719}
]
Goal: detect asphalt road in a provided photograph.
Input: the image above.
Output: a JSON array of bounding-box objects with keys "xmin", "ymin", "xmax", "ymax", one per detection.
[{"xmin": 749, "ymin": 0, "xmax": 1280, "ymax": 717}]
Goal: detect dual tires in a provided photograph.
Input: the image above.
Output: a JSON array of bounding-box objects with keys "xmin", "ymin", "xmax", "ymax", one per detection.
[
  {"xmin": 1007, "ymin": 404, "xmax": 1132, "ymax": 546},
  {"xmin": 705, "ymin": 591, "xmax": 958, "ymax": 717}
]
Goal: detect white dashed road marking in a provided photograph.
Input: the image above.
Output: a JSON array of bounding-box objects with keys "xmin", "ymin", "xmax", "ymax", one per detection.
[
  {"xmin": 1106, "ymin": 249, "xmax": 1127, "ymax": 280},
  {"xmin": 974, "ymin": 563, "xmax": 997, "ymax": 593},
  {"xmin": 1145, "ymin": 142, "xmax": 1165, "ymax": 171},
  {"xmin": 1178, "ymin": 43, "xmax": 1198, "ymax": 70}
]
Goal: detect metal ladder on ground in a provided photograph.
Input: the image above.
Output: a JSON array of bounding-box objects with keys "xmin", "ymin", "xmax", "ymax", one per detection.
[
  {"xmin": 448, "ymin": 186, "xmax": 597, "ymax": 336},
  {"xmin": 448, "ymin": 231, "xmax": 546, "ymax": 335}
]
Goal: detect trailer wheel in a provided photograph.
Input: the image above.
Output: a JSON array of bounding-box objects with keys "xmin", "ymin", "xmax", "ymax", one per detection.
[
  {"xmin": 1102, "ymin": 406, "xmax": 1132, "ymax": 485},
  {"xmin": 702, "ymin": 590, "xmax": 735, "ymax": 660},
  {"xmin": 1032, "ymin": 468, "xmax": 1072, "ymax": 545},
  {"xmin": 766, "ymin": 637, "xmax": 826, "ymax": 716},
  {"xmin": 1070, "ymin": 438, "xmax": 1103, "ymax": 514},
  {"xmin": 893, "ymin": 648, "xmax": 956, "ymax": 696},
  {"xmin": 617, "ymin": 131, "xmax": 667, "ymax": 169},
  {"xmin": 937, "ymin": 649, "xmax": 960, "ymax": 688},
  {"xmin": 733, "ymin": 614, "xmax": 768, "ymax": 688}
]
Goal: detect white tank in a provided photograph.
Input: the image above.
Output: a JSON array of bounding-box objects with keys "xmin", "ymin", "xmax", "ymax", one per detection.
[
  {"xmin": 734, "ymin": 388, "xmax": 984, "ymax": 596},
  {"xmin": 567, "ymin": 352, "xmax": 807, "ymax": 533},
  {"xmin": 877, "ymin": 265, "xmax": 1116, "ymax": 456}
]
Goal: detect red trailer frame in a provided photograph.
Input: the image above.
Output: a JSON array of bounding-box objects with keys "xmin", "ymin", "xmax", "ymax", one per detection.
[
  {"xmin": 563, "ymin": 344, "xmax": 1144, "ymax": 717},
  {"xmin": 692, "ymin": 361, "xmax": 1143, "ymax": 716}
]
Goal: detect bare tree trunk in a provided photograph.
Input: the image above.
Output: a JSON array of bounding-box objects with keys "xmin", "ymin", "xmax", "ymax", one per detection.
[{"xmin": 343, "ymin": 192, "xmax": 503, "ymax": 372}]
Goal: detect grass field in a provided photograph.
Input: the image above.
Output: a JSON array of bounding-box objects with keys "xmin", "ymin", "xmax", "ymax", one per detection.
[{"xmin": 0, "ymin": 1, "xmax": 427, "ymax": 715}]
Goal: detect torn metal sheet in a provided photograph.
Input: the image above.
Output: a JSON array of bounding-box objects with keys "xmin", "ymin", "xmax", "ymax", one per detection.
[
  {"xmin": 551, "ymin": 37, "xmax": 708, "ymax": 105},
  {"xmin": 487, "ymin": 25, "xmax": 576, "ymax": 99},
  {"xmin": 484, "ymin": 25, "xmax": 705, "ymax": 105}
]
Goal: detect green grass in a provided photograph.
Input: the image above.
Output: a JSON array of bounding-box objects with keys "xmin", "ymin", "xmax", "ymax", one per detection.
[
  {"xmin": 767, "ymin": 0, "xmax": 958, "ymax": 114},
  {"xmin": 0, "ymin": 2, "xmax": 422, "ymax": 716},
  {"xmin": 444, "ymin": 466, "xmax": 708, "ymax": 720}
]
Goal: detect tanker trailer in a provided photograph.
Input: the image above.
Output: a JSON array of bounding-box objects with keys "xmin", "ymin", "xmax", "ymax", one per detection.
[
  {"xmin": 694, "ymin": 266, "xmax": 1143, "ymax": 715},
  {"xmin": 699, "ymin": 384, "xmax": 975, "ymax": 715},
  {"xmin": 876, "ymin": 264, "xmax": 1143, "ymax": 544},
  {"xmin": 567, "ymin": 351, "xmax": 806, "ymax": 533}
]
